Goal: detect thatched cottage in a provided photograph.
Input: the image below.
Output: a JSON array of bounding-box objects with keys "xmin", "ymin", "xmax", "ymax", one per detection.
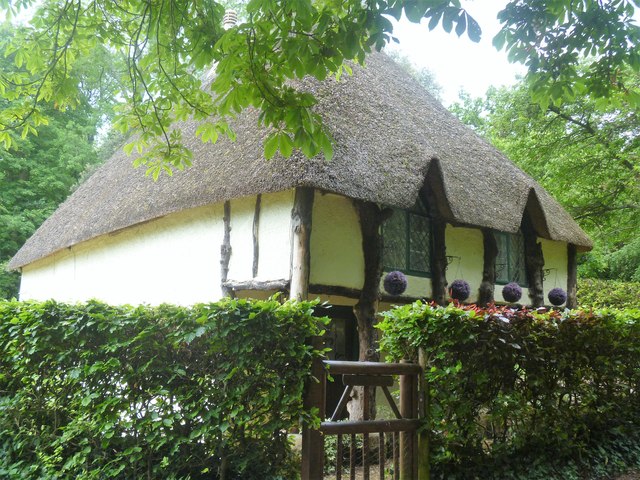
[{"xmin": 9, "ymin": 53, "xmax": 591, "ymax": 360}]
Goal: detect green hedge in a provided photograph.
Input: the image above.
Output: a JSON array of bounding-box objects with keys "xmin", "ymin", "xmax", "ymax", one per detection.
[
  {"xmin": 0, "ymin": 297, "xmax": 327, "ymax": 479},
  {"xmin": 579, "ymin": 278, "xmax": 640, "ymax": 309},
  {"xmin": 378, "ymin": 303, "xmax": 640, "ymax": 479}
]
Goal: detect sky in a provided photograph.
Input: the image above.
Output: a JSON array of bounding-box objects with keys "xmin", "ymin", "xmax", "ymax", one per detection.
[{"xmin": 387, "ymin": 1, "xmax": 526, "ymax": 105}]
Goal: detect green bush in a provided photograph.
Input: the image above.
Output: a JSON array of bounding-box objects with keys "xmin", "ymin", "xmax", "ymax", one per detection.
[
  {"xmin": 0, "ymin": 297, "xmax": 327, "ymax": 479},
  {"xmin": 378, "ymin": 303, "xmax": 640, "ymax": 479},
  {"xmin": 579, "ymin": 278, "xmax": 640, "ymax": 309}
]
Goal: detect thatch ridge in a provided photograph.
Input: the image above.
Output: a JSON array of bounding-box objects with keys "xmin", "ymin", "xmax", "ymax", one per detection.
[{"xmin": 9, "ymin": 53, "xmax": 591, "ymax": 270}]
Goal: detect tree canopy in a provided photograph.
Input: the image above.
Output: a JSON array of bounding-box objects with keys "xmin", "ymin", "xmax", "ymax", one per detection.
[
  {"xmin": 450, "ymin": 67, "xmax": 640, "ymax": 281},
  {"xmin": 0, "ymin": 23, "xmax": 119, "ymax": 299},
  {"xmin": 1, "ymin": 0, "xmax": 639, "ymax": 177}
]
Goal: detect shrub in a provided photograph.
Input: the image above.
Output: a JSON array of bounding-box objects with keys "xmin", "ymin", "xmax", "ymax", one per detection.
[
  {"xmin": 378, "ymin": 302, "xmax": 640, "ymax": 479},
  {"xmin": 0, "ymin": 297, "xmax": 327, "ymax": 479},
  {"xmin": 579, "ymin": 278, "xmax": 640, "ymax": 309}
]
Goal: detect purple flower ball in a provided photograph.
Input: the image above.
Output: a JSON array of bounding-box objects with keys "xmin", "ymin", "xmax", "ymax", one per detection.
[
  {"xmin": 548, "ymin": 287, "xmax": 567, "ymax": 306},
  {"xmin": 449, "ymin": 279, "xmax": 471, "ymax": 302},
  {"xmin": 383, "ymin": 271, "xmax": 408, "ymax": 296},
  {"xmin": 502, "ymin": 282, "xmax": 522, "ymax": 303}
]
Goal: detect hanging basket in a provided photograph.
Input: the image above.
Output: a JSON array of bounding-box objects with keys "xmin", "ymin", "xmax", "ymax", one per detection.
[
  {"xmin": 502, "ymin": 282, "xmax": 522, "ymax": 303},
  {"xmin": 383, "ymin": 271, "xmax": 408, "ymax": 296},
  {"xmin": 548, "ymin": 287, "xmax": 567, "ymax": 306},
  {"xmin": 449, "ymin": 279, "xmax": 471, "ymax": 302}
]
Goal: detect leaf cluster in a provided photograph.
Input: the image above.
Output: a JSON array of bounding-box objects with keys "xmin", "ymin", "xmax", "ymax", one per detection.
[
  {"xmin": 9, "ymin": 0, "xmax": 636, "ymax": 175},
  {"xmin": 578, "ymin": 278, "xmax": 640, "ymax": 309},
  {"xmin": 495, "ymin": 0, "xmax": 640, "ymax": 109},
  {"xmin": 0, "ymin": 297, "xmax": 328, "ymax": 479},
  {"xmin": 378, "ymin": 302, "xmax": 640, "ymax": 479}
]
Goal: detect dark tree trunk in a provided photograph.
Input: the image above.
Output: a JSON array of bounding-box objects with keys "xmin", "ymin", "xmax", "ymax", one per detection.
[
  {"xmin": 567, "ymin": 243, "xmax": 578, "ymax": 309},
  {"xmin": 522, "ymin": 216, "xmax": 545, "ymax": 307},
  {"xmin": 290, "ymin": 188, "xmax": 314, "ymax": 301},
  {"xmin": 479, "ymin": 229, "xmax": 498, "ymax": 306},
  {"xmin": 350, "ymin": 201, "xmax": 388, "ymax": 420},
  {"xmin": 220, "ymin": 201, "xmax": 234, "ymax": 298},
  {"xmin": 431, "ymin": 217, "xmax": 448, "ymax": 305}
]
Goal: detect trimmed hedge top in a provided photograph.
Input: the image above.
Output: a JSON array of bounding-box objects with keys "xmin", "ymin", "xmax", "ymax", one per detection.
[
  {"xmin": 0, "ymin": 297, "xmax": 327, "ymax": 479},
  {"xmin": 378, "ymin": 302, "xmax": 640, "ymax": 479}
]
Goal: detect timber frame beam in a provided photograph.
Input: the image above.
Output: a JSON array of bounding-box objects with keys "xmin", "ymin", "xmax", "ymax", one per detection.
[
  {"xmin": 220, "ymin": 201, "xmax": 233, "ymax": 298},
  {"xmin": 479, "ymin": 229, "xmax": 498, "ymax": 306},
  {"xmin": 522, "ymin": 214, "xmax": 545, "ymax": 307},
  {"xmin": 290, "ymin": 187, "xmax": 315, "ymax": 301},
  {"xmin": 567, "ymin": 244, "xmax": 578, "ymax": 309}
]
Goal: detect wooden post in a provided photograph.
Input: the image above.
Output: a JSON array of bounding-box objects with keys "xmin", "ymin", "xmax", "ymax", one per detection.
[
  {"xmin": 220, "ymin": 201, "xmax": 233, "ymax": 298},
  {"xmin": 567, "ymin": 243, "xmax": 578, "ymax": 309},
  {"xmin": 252, "ymin": 194, "xmax": 261, "ymax": 278},
  {"xmin": 399, "ymin": 363, "xmax": 414, "ymax": 480},
  {"xmin": 431, "ymin": 218, "xmax": 447, "ymax": 305},
  {"xmin": 351, "ymin": 202, "xmax": 390, "ymax": 420},
  {"xmin": 417, "ymin": 348, "xmax": 430, "ymax": 480},
  {"xmin": 290, "ymin": 188, "xmax": 314, "ymax": 301},
  {"xmin": 478, "ymin": 229, "xmax": 497, "ymax": 306},
  {"xmin": 412, "ymin": 374, "xmax": 419, "ymax": 479},
  {"xmin": 301, "ymin": 337, "xmax": 326, "ymax": 480},
  {"xmin": 521, "ymin": 215, "xmax": 544, "ymax": 307},
  {"xmin": 354, "ymin": 201, "xmax": 386, "ymax": 364}
]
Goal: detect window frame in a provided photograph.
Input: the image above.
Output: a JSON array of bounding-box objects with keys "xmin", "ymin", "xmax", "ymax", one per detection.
[
  {"xmin": 494, "ymin": 231, "xmax": 528, "ymax": 287},
  {"xmin": 382, "ymin": 200, "xmax": 433, "ymax": 278}
]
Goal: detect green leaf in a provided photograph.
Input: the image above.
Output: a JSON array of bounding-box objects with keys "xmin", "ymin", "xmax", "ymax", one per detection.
[
  {"xmin": 405, "ymin": 1, "xmax": 428, "ymax": 23},
  {"xmin": 195, "ymin": 123, "xmax": 219, "ymax": 144},
  {"xmin": 493, "ymin": 30, "xmax": 507, "ymax": 50},
  {"xmin": 278, "ymin": 132, "xmax": 294, "ymax": 158},
  {"xmin": 318, "ymin": 132, "xmax": 333, "ymax": 161},
  {"xmin": 466, "ymin": 15, "xmax": 481, "ymax": 42},
  {"xmin": 264, "ymin": 133, "xmax": 279, "ymax": 160},
  {"xmin": 123, "ymin": 142, "xmax": 135, "ymax": 156},
  {"xmin": 442, "ymin": 7, "xmax": 457, "ymax": 33},
  {"xmin": 454, "ymin": 12, "xmax": 466, "ymax": 37}
]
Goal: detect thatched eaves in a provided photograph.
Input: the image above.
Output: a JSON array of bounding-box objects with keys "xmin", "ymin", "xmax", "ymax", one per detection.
[{"xmin": 8, "ymin": 53, "xmax": 591, "ymax": 270}]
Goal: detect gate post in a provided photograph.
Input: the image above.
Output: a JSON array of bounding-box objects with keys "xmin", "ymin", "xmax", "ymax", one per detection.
[
  {"xmin": 301, "ymin": 338, "xmax": 325, "ymax": 480},
  {"xmin": 418, "ymin": 348, "xmax": 430, "ymax": 480},
  {"xmin": 399, "ymin": 363, "xmax": 415, "ymax": 480}
]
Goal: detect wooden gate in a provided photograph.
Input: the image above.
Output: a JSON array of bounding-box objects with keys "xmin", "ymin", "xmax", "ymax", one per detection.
[{"xmin": 301, "ymin": 359, "xmax": 423, "ymax": 480}]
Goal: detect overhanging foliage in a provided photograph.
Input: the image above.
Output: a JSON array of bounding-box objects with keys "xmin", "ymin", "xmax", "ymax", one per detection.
[{"xmin": 0, "ymin": 0, "xmax": 638, "ymax": 176}]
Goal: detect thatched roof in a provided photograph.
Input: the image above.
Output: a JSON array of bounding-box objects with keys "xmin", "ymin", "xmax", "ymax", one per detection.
[{"xmin": 9, "ymin": 53, "xmax": 591, "ymax": 270}]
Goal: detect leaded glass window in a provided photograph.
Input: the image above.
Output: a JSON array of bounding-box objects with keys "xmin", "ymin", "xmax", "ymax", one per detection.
[
  {"xmin": 383, "ymin": 199, "xmax": 432, "ymax": 276},
  {"xmin": 495, "ymin": 231, "xmax": 527, "ymax": 286}
]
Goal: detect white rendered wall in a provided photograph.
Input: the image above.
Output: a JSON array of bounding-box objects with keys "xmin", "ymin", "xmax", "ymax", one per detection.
[
  {"xmin": 256, "ymin": 191, "xmax": 294, "ymax": 281},
  {"xmin": 310, "ymin": 192, "xmax": 364, "ymax": 289},
  {"xmin": 20, "ymin": 204, "xmax": 225, "ymax": 305},
  {"xmin": 379, "ymin": 274, "xmax": 432, "ymax": 300},
  {"xmin": 445, "ymin": 225, "xmax": 484, "ymax": 303},
  {"xmin": 540, "ymin": 238, "xmax": 569, "ymax": 305},
  {"xmin": 227, "ymin": 196, "xmax": 256, "ymax": 281},
  {"xmin": 19, "ymin": 191, "xmax": 296, "ymax": 305}
]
